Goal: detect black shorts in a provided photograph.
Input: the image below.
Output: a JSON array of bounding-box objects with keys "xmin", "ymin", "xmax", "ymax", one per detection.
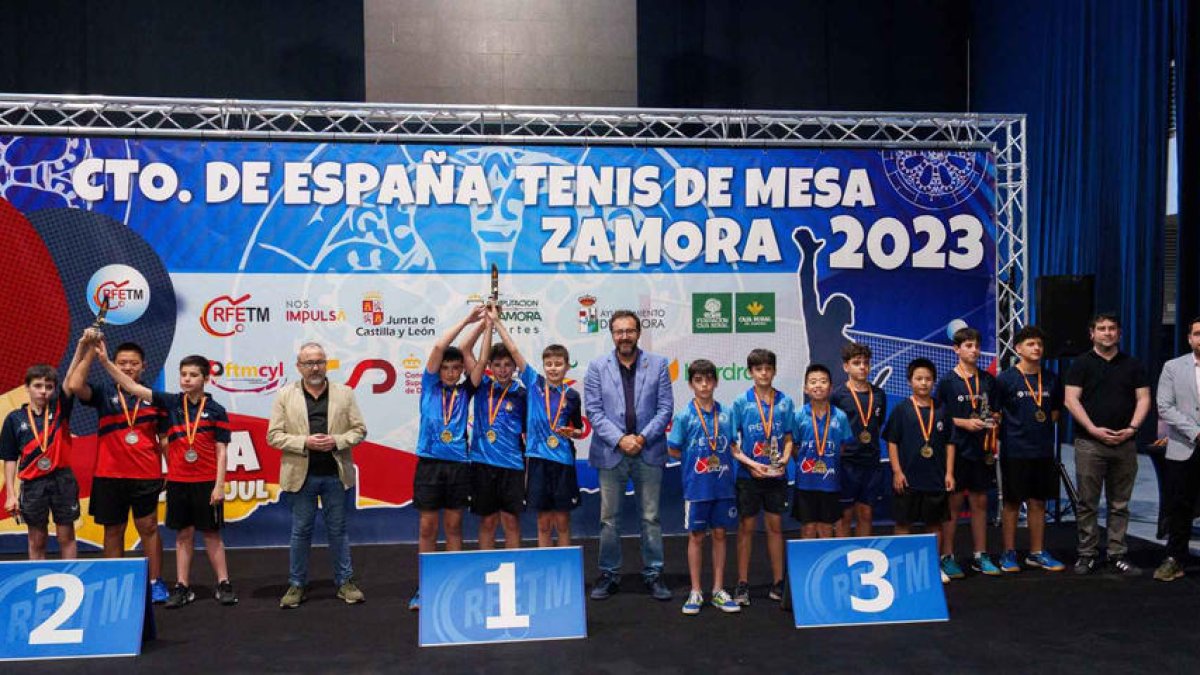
[
  {"xmin": 1000, "ymin": 457, "xmax": 1059, "ymax": 503},
  {"xmin": 165, "ymin": 481, "xmax": 224, "ymax": 531},
  {"xmin": 470, "ymin": 463, "xmax": 526, "ymax": 516},
  {"xmin": 526, "ymin": 458, "xmax": 579, "ymax": 512},
  {"xmin": 89, "ymin": 477, "xmax": 164, "ymax": 525},
  {"xmin": 18, "ymin": 469, "xmax": 80, "ymax": 528},
  {"xmin": 893, "ymin": 489, "xmax": 950, "ymax": 526},
  {"xmin": 413, "ymin": 457, "xmax": 472, "ymax": 511},
  {"xmin": 840, "ymin": 461, "xmax": 885, "ymax": 506},
  {"xmin": 954, "ymin": 456, "xmax": 997, "ymax": 493},
  {"xmin": 736, "ymin": 477, "xmax": 789, "ymax": 517},
  {"xmin": 792, "ymin": 489, "xmax": 842, "ymax": 524}
]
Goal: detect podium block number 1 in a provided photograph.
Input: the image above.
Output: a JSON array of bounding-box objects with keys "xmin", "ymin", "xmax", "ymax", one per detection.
[{"xmin": 485, "ymin": 562, "xmax": 530, "ymax": 630}]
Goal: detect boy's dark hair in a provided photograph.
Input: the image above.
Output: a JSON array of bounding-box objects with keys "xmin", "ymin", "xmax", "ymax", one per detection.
[
  {"xmin": 179, "ymin": 354, "xmax": 211, "ymax": 377},
  {"xmin": 952, "ymin": 326, "xmax": 982, "ymax": 346},
  {"xmin": 687, "ymin": 359, "xmax": 718, "ymax": 382},
  {"xmin": 1089, "ymin": 312, "xmax": 1121, "ymax": 329},
  {"xmin": 443, "ymin": 346, "xmax": 465, "ymax": 364},
  {"xmin": 841, "ymin": 342, "xmax": 872, "ymax": 363},
  {"xmin": 1013, "ymin": 324, "xmax": 1046, "ymax": 345},
  {"xmin": 746, "ymin": 348, "xmax": 776, "ymax": 369},
  {"xmin": 114, "ymin": 342, "xmax": 145, "ymax": 361},
  {"xmin": 804, "ymin": 363, "xmax": 831, "ymax": 381},
  {"xmin": 608, "ymin": 310, "xmax": 641, "ymax": 334},
  {"xmin": 489, "ymin": 343, "xmax": 514, "ymax": 363},
  {"xmin": 907, "ymin": 358, "xmax": 937, "ymax": 381},
  {"xmin": 543, "ymin": 344, "xmax": 570, "ymax": 362},
  {"xmin": 24, "ymin": 364, "xmax": 57, "ymax": 386}
]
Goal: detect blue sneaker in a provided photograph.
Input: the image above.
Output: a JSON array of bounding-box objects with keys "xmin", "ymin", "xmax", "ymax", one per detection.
[
  {"xmin": 1026, "ymin": 550, "xmax": 1066, "ymax": 572},
  {"xmin": 151, "ymin": 578, "xmax": 169, "ymax": 604},
  {"xmin": 941, "ymin": 555, "xmax": 965, "ymax": 580},
  {"xmin": 408, "ymin": 590, "xmax": 420, "ymax": 611},
  {"xmin": 682, "ymin": 590, "xmax": 703, "ymax": 615},
  {"xmin": 972, "ymin": 553, "xmax": 1002, "ymax": 576},
  {"xmin": 710, "ymin": 589, "xmax": 741, "ymax": 613},
  {"xmin": 998, "ymin": 550, "xmax": 1021, "ymax": 573}
]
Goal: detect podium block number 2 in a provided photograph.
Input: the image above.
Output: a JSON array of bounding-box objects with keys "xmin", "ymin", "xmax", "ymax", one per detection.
[
  {"xmin": 846, "ymin": 549, "xmax": 895, "ymax": 614},
  {"xmin": 29, "ymin": 574, "xmax": 85, "ymax": 645},
  {"xmin": 484, "ymin": 562, "xmax": 530, "ymax": 630}
]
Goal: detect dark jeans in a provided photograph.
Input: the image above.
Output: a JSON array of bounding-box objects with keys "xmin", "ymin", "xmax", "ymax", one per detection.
[
  {"xmin": 1163, "ymin": 449, "xmax": 1200, "ymax": 560},
  {"xmin": 1074, "ymin": 438, "xmax": 1138, "ymax": 558}
]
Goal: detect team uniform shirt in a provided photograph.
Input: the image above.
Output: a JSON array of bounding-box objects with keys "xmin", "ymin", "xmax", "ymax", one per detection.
[
  {"xmin": 793, "ymin": 404, "xmax": 853, "ymax": 493},
  {"xmin": 82, "ymin": 380, "xmax": 165, "ymax": 480},
  {"xmin": 469, "ymin": 375, "xmax": 527, "ymax": 471},
  {"xmin": 995, "ymin": 367, "xmax": 1064, "ymax": 459},
  {"xmin": 154, "ymin": 392, "xmax": 230, "ymax": 483},
  {"xmin": 416, "ymin": 370, "xmax": 474, "ymax": 462},
  {"xmin": 831, "ymin": 383, "xmax": 888, "ymax": 466},
  {"xmin": 730, "ymin": 387, "xmax": 797, "ymax": 478},
  {"xmin": 0, "ymin": 388, "xmax": 74, "ymax": 481},
  {"xmin": 667, "ymin": 400, "xmax": 736, "ymax": 501},
  {"xmin": 520, "ymin": 365, "xmax": 582, "ymax": 466},
  {"xmin": 935, "ymin": 368, "xmax": 998, "ymax": 461},
  {"xmin": 884, "ymin": 399, "xmax": 953, "ymax": 492}
]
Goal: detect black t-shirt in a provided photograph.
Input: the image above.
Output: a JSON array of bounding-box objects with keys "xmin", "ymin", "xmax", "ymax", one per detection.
[
  {"xmin": 884, "ymin": 398, "xmax": 953, "ymax": 492},
  {"xmin": 1064, "ymin": 350, "xmax": 1149, "ymax": 442},
  {"xmin": 304, "ymin": 385, "xmax": 338, "ymax": 476},
  {"xmin": 831, "ymin": 383, "xmax": 887, "ymax": 466}
]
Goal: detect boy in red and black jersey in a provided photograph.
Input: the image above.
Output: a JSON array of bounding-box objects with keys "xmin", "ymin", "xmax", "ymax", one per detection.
[
  {"xmin": 1, "ymin": 364, "xmax": 81, "ymax": 559},
  {"xmin": 66, "ymin": 332, "xmax": 168, "ymax": 599},
  {"xmin": 98, "ymin": 345, "xmax": 237, "ymax": 608}
]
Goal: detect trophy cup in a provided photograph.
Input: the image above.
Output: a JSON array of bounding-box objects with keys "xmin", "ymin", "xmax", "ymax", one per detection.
[
  {"xmin": 89, "ymin": 295, "xmax": 111, "ymax": 342},
  {"xmin": 979, "ymin": 393, "xmax": 998, "ymax": 465},
  {"xmin": 767, "ymin": 437, "xmax": 784, "ymax": 477}
]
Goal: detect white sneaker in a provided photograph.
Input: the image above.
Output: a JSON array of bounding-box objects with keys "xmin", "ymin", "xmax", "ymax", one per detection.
[
  {"xmin": 941, "ymin": 569, "xmax": 951, "ymax": 584},
  {"xmin": 682, "ymin": 589, "xmax": 704, "ymax": 615}
]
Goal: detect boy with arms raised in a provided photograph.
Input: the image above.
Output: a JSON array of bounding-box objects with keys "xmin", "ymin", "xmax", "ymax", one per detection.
[
  {"xmin": 831, "ymin": 343, "xmax": 888, "ymax": 537},
  {"xmin": 730, "ymin": 348, "xmax": 796, "ymax": 605},
  {"xmin": 667, "ymin": 359, "xmax": 740, "ymax": 615},
  {"xmin": 886, "ymin": 358, "xmax": 956, "ymax": 583},
  {"xmin": 936, "ymin": 327, "xmax": 1000, "ymax": 578},
  {"xmin": 793, "ymin": 364, "xmax": 853, "ymax": 539},
  {"xmin": 994, "ymin": 325, "xmax": 1066, "ymax": 572},
  {"xmin": 97, "ymin": 346, "xmax": 237, "ymax": 607}
]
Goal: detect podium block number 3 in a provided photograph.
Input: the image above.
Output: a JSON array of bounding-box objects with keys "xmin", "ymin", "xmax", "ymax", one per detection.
[
  {"xmin": 29, "ymin": 574, "xmax": 85, "ymax": 645},
  {"xmin": 485, "ymin": 563, "xmax": 530, "ymax": 630},
  {"xmin": 846, "ymin": 549, "xmax": 895, "ymax": 614}
]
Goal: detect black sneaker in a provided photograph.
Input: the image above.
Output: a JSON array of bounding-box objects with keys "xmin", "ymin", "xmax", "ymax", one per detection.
[
  {"xmin": 1108, "ymin": 556, "xmax": 1141, "ymax": 577},
  {"xmin": 646, "ymin": 575, "xmax": 672, "ymax": 601},
  {"xmin": 768, "ymin": 580, "xmax": 785, "ymax": 602},
  {"xmin": 590, "ymin": 573, "xmax": 620, "ymax": 600},
  {"xmin": 1073, "ymin": 556, "xmax": 1098, "ymax": 576},
  {"xmin": 215, "ymin": 580, "xmax": 238, "ymax": 606},
  {"xmin": 165, "ymin": 583, "xmax": 195, "ymax": 609},
  {"xmin": 733, "ymin": 581, "xmax": 751, "ymax": 606}
]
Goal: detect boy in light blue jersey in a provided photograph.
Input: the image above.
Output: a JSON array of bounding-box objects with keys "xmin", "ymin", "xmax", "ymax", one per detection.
[
  {"xmin": 729, "ymin": 348, "xmax": 796, "ymax": 606},
  {"xmin": 410, "ymin": 305, "xmax": 486, "ymax": 610},
  {"xmin": 793, "ymin": 364, "xmax": 853, "ymax": 540},
  {"xmin": 492, "ymin": 315, "xmax": 583, "ymax": 547},
  {"xmin": 667, "ymin": 359, "xmax": 740, "ymax": 615},
  {"xmin": 463, "ymin": 306, "xmax": 528, "ymax": 550}
]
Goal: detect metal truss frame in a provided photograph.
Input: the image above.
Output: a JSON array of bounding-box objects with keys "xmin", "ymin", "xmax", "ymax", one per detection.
[{"xmin": 0, "ymin": 94, "xmax": 1027, "ymax": 362}]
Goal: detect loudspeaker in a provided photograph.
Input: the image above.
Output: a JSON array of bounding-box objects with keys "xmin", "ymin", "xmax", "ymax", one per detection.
[{"xmin": 1035, "ymin": 275, "xmax": 1095, "ymax": 358}]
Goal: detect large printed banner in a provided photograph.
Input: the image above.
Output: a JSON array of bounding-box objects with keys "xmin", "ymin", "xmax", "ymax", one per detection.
[{"xmin": 0, "ymin": 136, "xmax": 996, "ymax": 550}]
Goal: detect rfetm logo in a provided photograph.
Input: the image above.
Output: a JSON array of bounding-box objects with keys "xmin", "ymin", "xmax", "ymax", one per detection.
[
  {"xmin": 86, "ymin": 264, "xmax": 150, "ymax": 325},
  {"xmin": 200, "ymin": 294, "xmax": 271, "ymax": 337}
]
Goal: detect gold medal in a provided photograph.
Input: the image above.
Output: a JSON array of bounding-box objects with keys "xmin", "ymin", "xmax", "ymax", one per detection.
[
  {"xmin": 547, "ymin": 436, "xmax": 560, "ymax": 449},
  {"xmin": 440, "ymin": 386, "xmax": 458, "ymax": 443},
  {"xmin": 753, "ymin": 388, "xmax": 777, "ymax": 446},
  {"xmin": 25, "ymin": 404, "xmax": 52, "ymax": 468},
  {"xmin": 810, "ymin": 404, "xmax": 832, "ymax": 466},
  {"xmin": 813, "ymin": 460, "xmax": 827, "ymax": 473},
  {"xmin": 849, "ymin": 386, "xmax": 875, "ymax": 446},
  {"xmin": 1020, "ymin": 368, "xmax": 1046, "ymax": 425},
  {"xmin": 486, "ymin": 429, "xmax": 497, "ymax": 443},
  {"xmin": 440, "ymin": 429, "xmax": 453, "ymax": 443},
  {"xmin": 486, "ymin": 381, "xmax": 510, "ymax": 439},
  {"xmin": 912, "ymin": 396, "xmax": 936, "ymax": 460},
  {"xmin": 920, "ymin": 445, "xmax": 934, "ymax": 459},
  {"xmin": 693, "ymin": 399, "xmax": 721, "ymax": 455},
  {"xmin": 1034, "ymin": 409, "xmax": 1047, "ymax": 423},
  {"xmin": 707, "ymin": 455, "xmax": 720, "ymax": 470},
  {"xmin": 544, "ymin": 380, "xmax": 568, "ymax": 446},
  {"xmin": 858, "ymin": 430, "xmax": 872, "ymax": 444}
]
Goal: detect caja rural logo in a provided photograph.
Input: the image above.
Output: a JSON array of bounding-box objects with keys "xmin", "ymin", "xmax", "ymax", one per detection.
[{"xmin": 200, "ymin": 293, "xmax": 271, "ymax": 337}]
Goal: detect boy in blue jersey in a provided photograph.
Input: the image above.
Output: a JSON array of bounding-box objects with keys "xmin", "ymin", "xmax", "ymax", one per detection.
[
  {"xmin": 936, "ymin": 326, "xmax": 1001, "ymax": 578},
  {"xmin": 410, "ymin": 306, "xmax": 486, "ymax": 610},
  {"xmin": 793, "ymin": 364, "xmax": 853, "ymax": 539},
  {"xmin": 994, "ymin": 325, "xmax": 1066, "ymax": 573},
  {"xmin": 831, "ymin": 343, "xmax": 888, "ymax": 537},
  {"xmin": 463, "ymin": 306, "xmax": 528, "ymax": 550},
  {"xmin": 886, "ymin": 358, "xmax": 956, "ymax": 583},
  {"xmin": 730, "ymin": 348, "xmax": 795, "ymax": 606},
  {"xmin": 667, "ymin": 359, "xmax": 740, "ymax": 615}
]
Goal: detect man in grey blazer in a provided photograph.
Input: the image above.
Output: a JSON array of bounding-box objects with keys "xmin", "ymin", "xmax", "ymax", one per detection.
[
  {"xmin": 585, "ymin": 310, "xmax": 674, "ymax": 601},
  {"xmin": 1154, "ymin": 317, "xmax": 1200, "ymax": 581},
  {"xmin": 267, "ymin": 342, "xmax": 367, "ymax": 607}
]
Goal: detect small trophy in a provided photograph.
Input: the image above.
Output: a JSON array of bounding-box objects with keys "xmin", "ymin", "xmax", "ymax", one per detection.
[
  {"xmin": 88, "ymin": 296, "xmax": 111, "ymax": 342},
  {"xmin": 979, "ymin": 393, "xmax": 998, "ymax": 465},
  {"xmin": 767, "ymin": 438, "xmax": 784, "ymax": 477}
]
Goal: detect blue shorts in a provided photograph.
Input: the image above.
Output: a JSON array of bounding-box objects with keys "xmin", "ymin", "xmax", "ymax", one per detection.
[
  {"xmin": 684, "ymin": 498, "xmax": 738, "ymax": 532},
  {"xmin": 840, "ymin": 461, "xmax": 885, "ymax": 506},
  {"xmin": 526, "ymin": 457, "xmax": 579, "ymax": 512}
]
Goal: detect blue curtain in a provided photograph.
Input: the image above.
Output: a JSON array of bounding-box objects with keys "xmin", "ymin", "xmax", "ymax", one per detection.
[
  {"xmin": 970, "ymin": 0, "xmax": 1171, "ymax": 368},
  {"xmin": 1174, "ymin": 0, "xmax": 1199, "ymax": 348}
]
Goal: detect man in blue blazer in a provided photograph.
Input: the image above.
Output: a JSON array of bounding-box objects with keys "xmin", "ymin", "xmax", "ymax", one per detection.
[
  {"xmin": 1154, "ymin": 317, "xmax": 1200, "ymax": 581},
  {"xmin": 585, "ymin": 310, "xmax": 674, "ymax": 600}
]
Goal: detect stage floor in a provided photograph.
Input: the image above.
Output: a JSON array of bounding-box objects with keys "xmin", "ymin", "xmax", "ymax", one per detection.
[{"xmin": 4, "ymin": 524, "xmax": 1200, "ymax": 674}]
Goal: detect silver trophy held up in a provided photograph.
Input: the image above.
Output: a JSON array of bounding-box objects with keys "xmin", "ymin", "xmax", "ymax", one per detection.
[{"xmin": 89, "ymin": 296, "xmax": 111, "ymax": 340}]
